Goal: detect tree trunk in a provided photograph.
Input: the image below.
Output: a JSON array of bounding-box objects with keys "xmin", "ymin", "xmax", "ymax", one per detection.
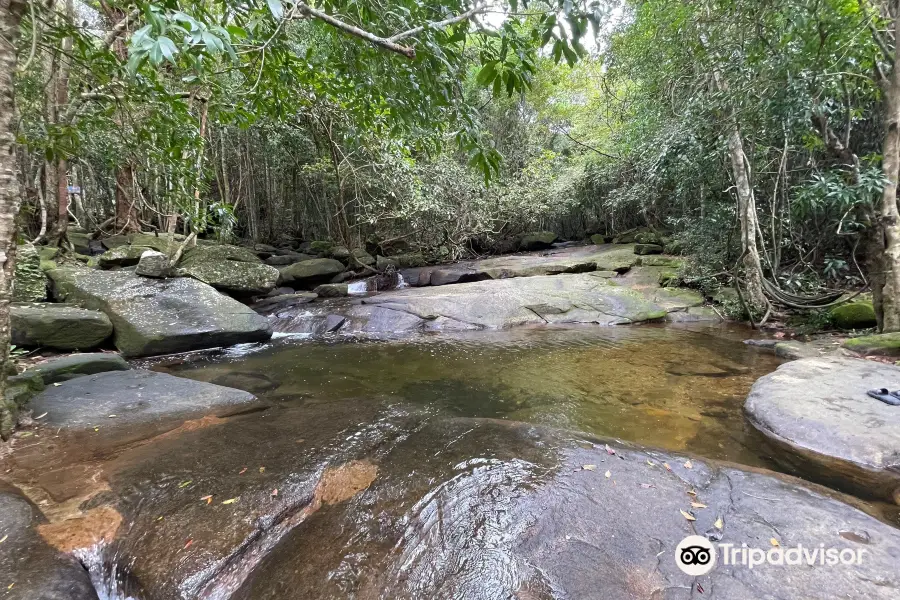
[
  {"xmin": 51, "ymin": 0, "xmax": 74, "ymax": 246},
  {"xmin": 0, "ymin": 0, "xmax": 27, "ymax": 438},
  {"xmin": 876, "ymin": 7, "xmax": 900, "ymax": 332},
  {"xmin": 727, "ymin": 126, "xmax": 767, "ymax": 314}
]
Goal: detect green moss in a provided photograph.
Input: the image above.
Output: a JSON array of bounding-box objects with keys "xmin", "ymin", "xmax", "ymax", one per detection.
[
  {"xmin": 309, "ymin": 240, "xmax": 335, "ymax": 255},
  {"xmin": 830, "ymin": 301, "xmax": 877, "ymax": 330},
  {"xmin": 590, "ymin": 234, "xmax": 609, "ymax": 245},
  {"xmin": 13, "ymin": 243, "xmax": 47, "ymax": 302},
  {"xmin": 843, "ymin": 333, "xmax": 900, "ymax": 356}
]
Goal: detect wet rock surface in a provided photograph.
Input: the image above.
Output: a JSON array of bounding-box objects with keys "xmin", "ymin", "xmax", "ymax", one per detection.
[
  {"xmin": 29, "ymin": 369, "xmax": 259, "ymax": 446},
  {"xmin": 0, "ymin": 482, "xmax": 98, "ymax": 600},
  {"xmin": 48, "ymin": 268, "xmax": 272, "ymax": 356},
  {"xmin": 11, "ymin": 302, "xmax": 113, "ymax": 350},
  {"xmin": 57, "ymin": 412, "xmax": 900, "ymax": 600},
  {"xmin": 745, "ymin": 357, "xmax": 900, "ymax": 504}
]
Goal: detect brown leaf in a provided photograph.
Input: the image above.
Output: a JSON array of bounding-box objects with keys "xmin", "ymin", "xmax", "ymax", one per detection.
[
  {"xmin": 683, "ymin": 460, "xmax": 693, "ymax": 469},
  {"xmin": 183, "ymin": 539, "xmax": 193, "ymax": 550},
  {"xmin": 582, "ymin": 464, "xmax": 597, "ymax": 471},
  {"xmin": 663, "ymin": 462, "xmax": 672, "ymax": 471},
  {"xmin": 770, "ymin": 538, "xmax": 780, "ymax": 547},
  {"xmin": 680, "ymin": 509, "xmax": 696, "ymax": 521},
  {"xmin": 690, "ymin": 502, "xmax": 707, "ymax": 509},
  {"xmin": 714, "ymin": 517, "xmax": 724, "ymax": 530},
  {"xmin": 238, "ymin": 467, "xmax": 248, "ymax": 475},
  {"xmin": 200, "ymin": 495, "xmax": 212, "ymax": 505},
  {"xmin": 687, "ymin": 489, "xmax": 697, "ymax": 496}
]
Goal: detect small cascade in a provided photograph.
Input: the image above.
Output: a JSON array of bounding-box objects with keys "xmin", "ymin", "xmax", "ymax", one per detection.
[
  {"xmin": 395, "ymin": 272, "xmax": 409, "ymax": 289},
  {"xmin": 76, "ymin": 545, "xmax": 138, "ymax": 600},
  {"xmin": 347, "ymin": 280, "xmax": 369, "ymax": 295}
]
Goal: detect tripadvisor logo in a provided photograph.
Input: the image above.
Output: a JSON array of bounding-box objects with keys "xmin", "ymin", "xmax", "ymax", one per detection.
[
  {"xmin": 676, "ymin": 535, "xmax": 716, "ymax": 576},
  {"xmin": 675, "ymin": 535, "xmax": 868, "ymax": 575}
]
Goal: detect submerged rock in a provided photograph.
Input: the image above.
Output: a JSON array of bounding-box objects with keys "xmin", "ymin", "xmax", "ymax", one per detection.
[
  {"xmin": 745, "ymin": 357, "xmax": 900, "ymax": 504},
  {"xmin": 26, "ymin": 353, "xmax": 130, "ymax": 384},
  {"xmin": 11, "ymin": 303, "xmax": 113, "ymax": 350},
  {"xmin": 48, "ymin": 268, "xmax": 272, "ymax": 357},
  {"xmin": 0, "ymin": 482, "xmax": 99, "ymax": 600}
]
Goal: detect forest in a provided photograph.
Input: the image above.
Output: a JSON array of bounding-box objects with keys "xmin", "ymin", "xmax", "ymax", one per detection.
[{"xmin": 2, "ymin": 0, "xmax": 900, "ymax": 363}]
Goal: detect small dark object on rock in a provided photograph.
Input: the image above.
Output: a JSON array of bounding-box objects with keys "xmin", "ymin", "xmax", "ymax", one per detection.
[{"xmin": 866, "ymin": 388, "xmax": 900, "ymax": 406}]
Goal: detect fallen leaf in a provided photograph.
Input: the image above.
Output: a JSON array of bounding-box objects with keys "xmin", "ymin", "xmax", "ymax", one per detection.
[
  {"xmin": 200, "ymin": 495, "xmax": 212, "ymax": 505},
  {"xmin": 108, "ymin": 414, "xmax": 117, "ymax": 418},
  {"xmin": 184, "ymin": 539, "xmax": 193, "ymax": 550},
  {"xmin": 605, "ymin": 470, "xmax": 611, "ymax": 478},
  {"xmin": 680, "ymin": 509, "xmax": 696, "ymax": 521},
  {"xmin": 663, "ymin": 462, "xmax": 672, "ymax": 471},
  {"xmin": 178, "ymin": 480, "xmax": 192, "ymax": 488},
  {"xmin": 646, "ymin": 459, "xmax": 656, "ymax": 467},
  {"xmin": 8, "ymin": 583, "xmax": 14, "ymax": 590},
  {"xmin": 714, "ymin": 517, "xmax": 724, "ymax": 530},
  {"xmin": 770, "ymin": 538, "xmax": 780, "ymax": 547},
  {"xmin": 239, "ymin": 467, "xmax": 248, "ymax": 475},
  {"xmin": 687, "ymin": 489, "xmax": 697, "ymax": 496},
  {"xmin": 582, "ymin": 464, "xmax": 597, "ymax": 471},
  {"xmin": 691, "ymin": 502, "xmax": 708, "ymax": 509},
  {"xmin": 35, "ymin": 412, "xmax": 47, "ymax": 420},
  {"xmin": 0, "ymin": 535, "xmax": 7, "ymax": 544},
  {"xmin": 93, "ymin": 427, "xmax": 99, "ymax": 432},
  {"xmin": 605, "ymin": 444, "xmax": 616, "ymax": 455},
  {"xmin": 640, "ymin": 483, "xmax": 655, "ymax": 489},
  {"xmin": 271, "ymin": 489, "xmax": 278, "ymax": 496},
  {"xmin": 683, "ymin": 460, "xmax": 693, "ymax": 469},
  {"xmin": 157, "ymin": 516, "xmax": 164, "ymax": 521},
  {"xmin": 222, "ymin": 498, "xmax": 238, "ymax": 505},
  {"xmin": 259, "ymin": 466, "xmax": 266, "ymax": 474},
  {"xmin": 52, "ymin": 383, "xmax": 61, "ymax": 387}
]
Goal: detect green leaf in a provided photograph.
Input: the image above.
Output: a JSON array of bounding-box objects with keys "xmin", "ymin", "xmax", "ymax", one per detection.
[
  {"xmin": 476, "ymin": 61, "xmax": 498, "ymax": 86},
  {"xmin": 552, "ymin": 40, "xmax": 563, "ymax": 63},
  {"xmin": 266, "ymin": 0, "xmax": 283, "ymax": 21},
  {"xmin": 157, "ymin": 36, "xmax": 178, "ymax": 62}
]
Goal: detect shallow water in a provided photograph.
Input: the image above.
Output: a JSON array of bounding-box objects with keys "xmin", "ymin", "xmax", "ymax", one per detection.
[{"xmin": 161, "ymin": 323, "xmax": 783, "ymax": 469}]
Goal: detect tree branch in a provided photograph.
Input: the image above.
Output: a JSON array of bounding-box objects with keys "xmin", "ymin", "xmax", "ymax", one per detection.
[
  {"xmin": 562, "ymin": 130, "xmax": 619, "ymax": 160},
  {"xmin": 388, "ymin": 4, "xmax": 485, "ymax": 43},
  {"xmin": 101, "ymin": 7, "xmax": 140, "ymax": 52},
  {"xmin": 293, "ymin": 2, "xmax": 484, "ymax": 59}
]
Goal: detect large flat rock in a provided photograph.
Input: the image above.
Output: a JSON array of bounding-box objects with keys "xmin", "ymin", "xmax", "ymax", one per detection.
[
  {"xmin": 0, "ymin": 482, "xmax": 98, "ymax": 600},
  {"xmin": 48, "ymin": 268, "xmax": 272, "ymax": 356},
  {"xmin": 11, "ymin": 302, "xmax": 113, "ymax": 350},
  {"xmin": 745, "ymin": 357, "xmax": 900, "ymax": 504},
  {"xmin": 64, "ymin": 412, "xmax": 900, "ymax": 600},
  {"xmin": 270, "ymin": 273, "xmax": 670, "ymax": 334},
  {"xmin": 30, "ymin": 369, "xmax": 258, "ymax": 446}
]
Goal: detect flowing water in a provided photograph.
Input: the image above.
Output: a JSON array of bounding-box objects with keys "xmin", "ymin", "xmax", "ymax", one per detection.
[{"xmin": 159, "ymin": 323, "xmax": 782, "ymax": 469}]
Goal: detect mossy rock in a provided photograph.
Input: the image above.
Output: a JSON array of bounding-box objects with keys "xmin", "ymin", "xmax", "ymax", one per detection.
[
  {"xmin": 633, "ymin": 243, "xmax": 663, "ymax": 255},
  {"xmin": 376, "ymin": 255, "xmax": 396, "ymax": 271},
  {"xmin": 278, "ymin": 258, "xmax": 345, "ymax": 286},
  {"xmin": 590, "ymin": 234, "xmax": 610, "ymax": 245},
  {"xmin": 178, "ymin": 245, "xmax": 277, "ymax": 295},
  {"xmin": 830, "ymin": 301, "xmax": 877, "ymax": 330},
  {"xmin": 127, "ymin": 233, "xmax": 177, "ymax": 253},
  {"xmin": 13, "ymin": 243, "xmax": 47, "ymax": 302},
  {"xmin": 67, "ymin": 231, "xmax": 91, "ymax": 255},
  {"xmin": 519, "ymin": 231, "xmax": 558, "ymax": 251},
  {"xmin": 313, "ymin": 283, "xmax": 350, "ymax": 298},
  {"xmin": 39, "ymin": 259, "xmax": 58, "ymax": 272},
  {"xmin": 180, "ymin": 243, "xmax": 261, "ymax": 267},
  {"xmin": 329, "ymin": 246, "xmax": 351, "ymax": 260},
  {"xmin": 11, "ymin": 302, "xmax": 113, "ymax": 350},
  {"xmin": 308, "ymin": 240, "xmax": 334, "ymax": 255},
  {"xmin": 658, "ymin": 270, "xmax": 679, "ymax": 287},
  {"xmin": 350, "ymin": 248, "xmax": 375, "ymax": 266},
  {"xmin": 842, "ymin": 333, "xmax": 900, "ymax": 356},
  {"xmin": 37, "ymin": 246, "xmax": 59, "ymax": 261},
  {"xmin": 639, "ymin": 256, "xmax": 683, "ymax": 268},
  {"xmin": 634, "ymin": 231, "xmax": 662, "ymax": 245}
]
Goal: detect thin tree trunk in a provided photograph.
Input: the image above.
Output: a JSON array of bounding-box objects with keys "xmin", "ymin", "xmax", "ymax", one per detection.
[
  {"xmin": 878, "ymin": 26, "xmax": 900, "ymax": 331},
  {"xmin": 0, "ymin": 0, "xmax": 27, "ymax": 438},
  {"xmin": 727, "ymin": 126, "xmax": 767, "ymax": 314},
  {"xmin": 51, "ymin": 0, "xmax": 73, "ymax": 246}
]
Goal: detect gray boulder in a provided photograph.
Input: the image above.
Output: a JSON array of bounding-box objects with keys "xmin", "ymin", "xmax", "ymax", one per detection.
[
  {"xmin": 519, "ymin": 231, "xmax": 557, "ymax": 250},
  {"xmin": 30, "ymin": 369, "xmax": 258, "ymax": 446},
  {"xmin": 98, "ymin": 244, "xmax": 154, "ymax": 268},
  {"xmin": 264, "ymin": 253, "xmax": 312, "ymax": 266},
  {"xmin": 26, "ymin": 353, "xmax": 130, "ymax": 384},
  {"xmin": 278, "ymin": 258, "xmax": 345, "ymax": 286},
  {"xmin": 634, "ymin": 243, "xmax": 664, "ymax": 255},
  {"xmin": 11, "ymin": 303, "xmax": 113, "ymax": 350},
  {"xmin": 313, "ymin": 283, "xmax": 349, "ymax": 298},
  {"xmin": 745, "ymin": 356, "xmax": 900, "ymax": 504},
  {"xmin": 0, "ymin": 483, "xmax": 99, "ymax": 600},
  {"xmin": 178, "ymin": 244, "xmax": 279, "ymax": 295},
  {"xmin": 349, "ymin": 248, "xmax": 375, "ymax": 267},
  {"xmin": 48, "ymin": 268, "xmax": 272, "ymax": 357},
  {"xmin": 135, "ymin": 249, "xmax": 170, "ymax": 278}
]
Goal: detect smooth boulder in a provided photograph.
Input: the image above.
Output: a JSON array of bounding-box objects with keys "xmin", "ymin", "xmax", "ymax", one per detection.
[
  {"xmin": 11, "ymin": 303, "xmax": 113, "ymax": 350},
  {"xmin": 30, "ymin": 369, "xmax": 258, "ymax": 443},
  {"xmin": 26, "ymin": 353, "xmax": 130, "ymax": 384},
  {"xmin": 278, "ymin": 258, "xmax": 345, "ymax": 286},
  {"xmin": 830, "ymin": 301, "xmax": 877, "ymax": 330},
  {"xmin": 519, "ymin": 231, "xmax": 557, "ymax": 250},
  {"xmin": 49, "ymin": 268, "xmax": 272, "ymax": 356},
  {"xmin": 745, "ymin": 357, "xmax": 900, "ymax": 504},
  {"xmin": 135, "ymin": 249, "xmax": 170, "ymax": 278}
]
